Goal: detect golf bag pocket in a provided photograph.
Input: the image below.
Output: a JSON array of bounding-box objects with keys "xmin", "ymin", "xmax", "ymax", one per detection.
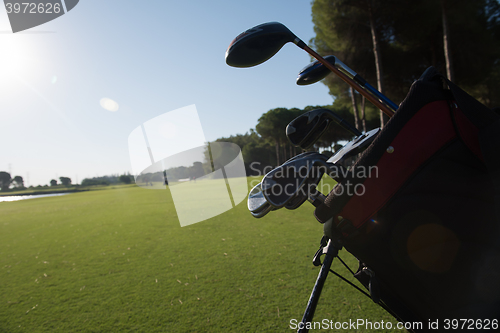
[{"xmin": 315, "ymin": 66, "xmax": 500, "ymax": 324}]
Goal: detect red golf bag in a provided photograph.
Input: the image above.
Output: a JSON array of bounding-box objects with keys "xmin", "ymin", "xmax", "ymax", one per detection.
[{"xmin": 315, "ymin": 67, "xmax": 500, "ymax": 330}]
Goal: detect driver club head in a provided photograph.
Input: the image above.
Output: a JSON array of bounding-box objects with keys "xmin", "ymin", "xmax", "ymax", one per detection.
[
  {"xmin": 225, "ymin": 22, "xmax": 298, "ymax": 68},
  {"xmin": 296, "ymin": 55, "xmax": 336, "ymax": 85}
]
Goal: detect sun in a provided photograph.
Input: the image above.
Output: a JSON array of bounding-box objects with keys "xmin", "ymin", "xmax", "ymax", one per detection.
[
  {"xmin": 0, "ymin": 34, "xmax": 34, "ymax": 75},
  {"xmin": 0, "ymin": 32, "xmax": 56, "ymax": 120}
]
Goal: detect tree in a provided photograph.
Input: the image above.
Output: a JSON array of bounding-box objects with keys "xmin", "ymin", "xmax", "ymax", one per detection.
[
  {"xmin": 242, "ymin": 141, "xmax": 275, "ymax": 175},
  {"xmin": 12, "ymin": 176, "xmax": 24, "ymax": 188},
  {"xmin": 311, "ymin": 0, "xmax": 396, "ymax": 127},
  {"xmin": 0, "ymin": 171, "xmax": 11, "ymax": 191},
  {"xmin": 364, "ymin": 0, "xmax": 389, "ymax": 127},
  {"xmin": 256, "ymin": 108, "xmax": 303, "ymax": 165},
  {"xmin": 214, "ymin": 130, "xmax": 277, "ymax": 175},
  {"xmin": 441, "ymin": 0, "xmax": 454, "ymax": 82},
  {"xmin": 350, "ymin": 87, "xmax": 361, "ymax": 130},
  {"xmin": 311, "ymin": 0, "xmax": 500, "ymax": 111},
  {"xmin": 59, "ymin": 177, "xmax": 71, "ymax": 186},
  {"xmin": 81, "ymin": 178, "xmax": 110, "ymax": 186},
  {"xmin": 151, "ymin": 172, "xmax": 165, "ymax": 182},
  {"xmin": 50, "ymin": 179, "xmax": 57, "ymax": 186},
  {"xmin": 119, "ymin": 175, "xmax": 132, "ymax": 184},
  {"xmin": 256, "ymin": 108, "xmax": 287, "ymax": 165},
  {"xmin": 191, "ymin": 162, "xmax": 205, "ymax": 178}
]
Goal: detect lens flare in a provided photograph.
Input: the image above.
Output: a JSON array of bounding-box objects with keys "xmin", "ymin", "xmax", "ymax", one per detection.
[{"xmin": 100, "ymin": 98, "xmax": 119, "ymax": 112}]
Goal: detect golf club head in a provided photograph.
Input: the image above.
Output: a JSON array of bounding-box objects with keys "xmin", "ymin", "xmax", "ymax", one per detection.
[
  {"xmin": 225, "ymin": 22, "xmax": 297, "ymax": 68},
  {"xmin": 248, "ymin": 182, "xmax": 274, "ymax": 218},
  {"xmin": 261, "ymin": 153, "xmax": 328, "ymax": 208},
  {"xmin": 284, "ymin": 164, "xmax": 326, "ymax": 210},
  {"xmin": 286, "ymin": 109, "xmax": 332, "ymax": 149},
  {"xmin": 296, "ymin": 55, "xmax": 336, "ymax": 85},
  {"xmin": 287, "ymin": 108, "xmax": 362, "ymax": 149},
  {"xmin": 284, "ymin": 193, "xmax": 308, "ymax": 210},
  {"xmin": 281, "ymin": 152, "xmax": 325, "ymax": 210},
  {"xmin": 327, "ymin": 128, "xmax": 380, "ymax": 165},
  {"xmin": 251, "ymin": 202, "xmax": 274, "ymax": 218}
]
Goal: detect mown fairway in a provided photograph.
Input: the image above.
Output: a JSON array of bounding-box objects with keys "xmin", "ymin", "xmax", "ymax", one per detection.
[{"xmin": 0, "ymin": 180, "xmax": 402, "ymax": 332}]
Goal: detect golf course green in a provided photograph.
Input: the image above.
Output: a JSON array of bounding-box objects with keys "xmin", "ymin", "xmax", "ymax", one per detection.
[{"xmin": 0, "ymin": 179, "xmax": 402, "ymax": 332}]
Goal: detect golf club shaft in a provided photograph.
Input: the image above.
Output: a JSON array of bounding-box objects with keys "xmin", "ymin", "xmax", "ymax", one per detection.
[
  {"xmin": 300, "ymin": 44, "xmax": 395, "ymax": 118},
  {"xmin": 332, "ymin": 58, "xmax": 399, "ymax": 111},
  {"xmin": 363, "ymin": 83, "xmax": 399, "ymax": 111},
  {"xmin": 327, "ymin": 112, "xmax": 363, "ymax": 137}
]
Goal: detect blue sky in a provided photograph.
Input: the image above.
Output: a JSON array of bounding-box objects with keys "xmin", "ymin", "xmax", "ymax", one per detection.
[{"xmin": 0, "ymin": 1, "xmax": 333, "ymax": 186}]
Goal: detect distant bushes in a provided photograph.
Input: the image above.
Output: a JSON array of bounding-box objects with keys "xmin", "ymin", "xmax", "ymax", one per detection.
[{"xmin": 81, "ymin": 174, "xmax": 133, "ymax": 187}]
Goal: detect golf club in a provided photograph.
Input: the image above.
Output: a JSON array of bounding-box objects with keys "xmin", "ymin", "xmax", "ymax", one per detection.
[
  {"xmin": 285, "ymin": 187, "xmax": 327, "ymax": 211},
  {"xmin": 225, "ymin": 22, "xmax": 395, "ymax": 118},
  {"xmin": 248, "ymin": 152, "xmax": 333, "ymax": 214},
  {"xmin": 248, "ymin": 182, "xmax": 274, "ymax": 218},
  {"xmin": 297, "ymin": 56, "xmax": 399, "ymax": 112},
  {"xmin": 327, "ymin": 128, "xmax": 380, "ymax": 164},
  {"xmin": 284, "ymin": 192, "xmax": 308, "ymax": 210},
  {"xmin": 261, "ymin": 153, "xmax": 331, "ymax": 208},
  {"xmin": 286, "ymin": 108, "xmax": 362, "ymax": 149},
  {"xmin": 296, "ymin": 55, "xmax": 336, "ymax": 85}
]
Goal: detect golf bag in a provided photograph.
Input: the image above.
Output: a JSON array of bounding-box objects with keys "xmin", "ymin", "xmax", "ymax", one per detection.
[{"xmin": 314, "ymin": 67, "xmax": 500, "ymax": 329}]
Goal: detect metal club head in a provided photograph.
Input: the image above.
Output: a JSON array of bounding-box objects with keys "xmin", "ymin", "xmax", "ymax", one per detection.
[
  {"xmin": 296, "ymin": 55, "xmax": 336, "ymax": 85},
  {"xmin": 261, "ymin": 153, "xmax": 329, "ymax": 208},
  {"xmin": 225, "ymin": 22, "xmax": 300, "ymax": 68},
  {"xmin": 286, "ymin": 109, "xmax": 332, "ymax": 149},
  {"xmin": 248, "ymin": 182, "xmax": 274, "ymax": 218},
  {"xmin": 327, "ymin": 128, "xmax": 380, "ymax": 164},
  {"xmin": 286, "ymin": 108, "xmax": 362, "ymax": 149}
]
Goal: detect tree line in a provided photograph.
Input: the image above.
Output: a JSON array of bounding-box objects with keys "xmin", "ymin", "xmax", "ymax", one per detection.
[
  {"xmin": 0, "ymin": 172, "xmax": 73, "ymax": 191},
  {"xmin": 80, "ymin": 174, "xmax": 133, "ymax": 186},
  {"xmin": 135, "ymin": 102, "xmax": 372, "ymax": 183},
  {"xmin": 0, "ymin": 172, "xmax": 134, "ymax": 191},
  {"xmin": 213, "ymin": 103, "xmax": 380, "ymax": 176}
]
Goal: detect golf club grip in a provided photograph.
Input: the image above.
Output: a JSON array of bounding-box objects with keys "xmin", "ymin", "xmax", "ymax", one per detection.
[{"xmin": 302, "ymin": 45, "xmax": 395, "ymax": 118}]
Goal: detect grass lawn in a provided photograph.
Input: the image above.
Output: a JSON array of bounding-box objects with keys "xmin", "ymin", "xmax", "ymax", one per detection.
[{"xmin": 0, "ymin": 177, "xmax": 403, "ymax": 332}]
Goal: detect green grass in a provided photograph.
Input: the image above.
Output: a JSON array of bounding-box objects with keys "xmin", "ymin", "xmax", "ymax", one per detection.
[{"xmin": 0, "ymin": 177, "xmax": 403, "ymax": 332}]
